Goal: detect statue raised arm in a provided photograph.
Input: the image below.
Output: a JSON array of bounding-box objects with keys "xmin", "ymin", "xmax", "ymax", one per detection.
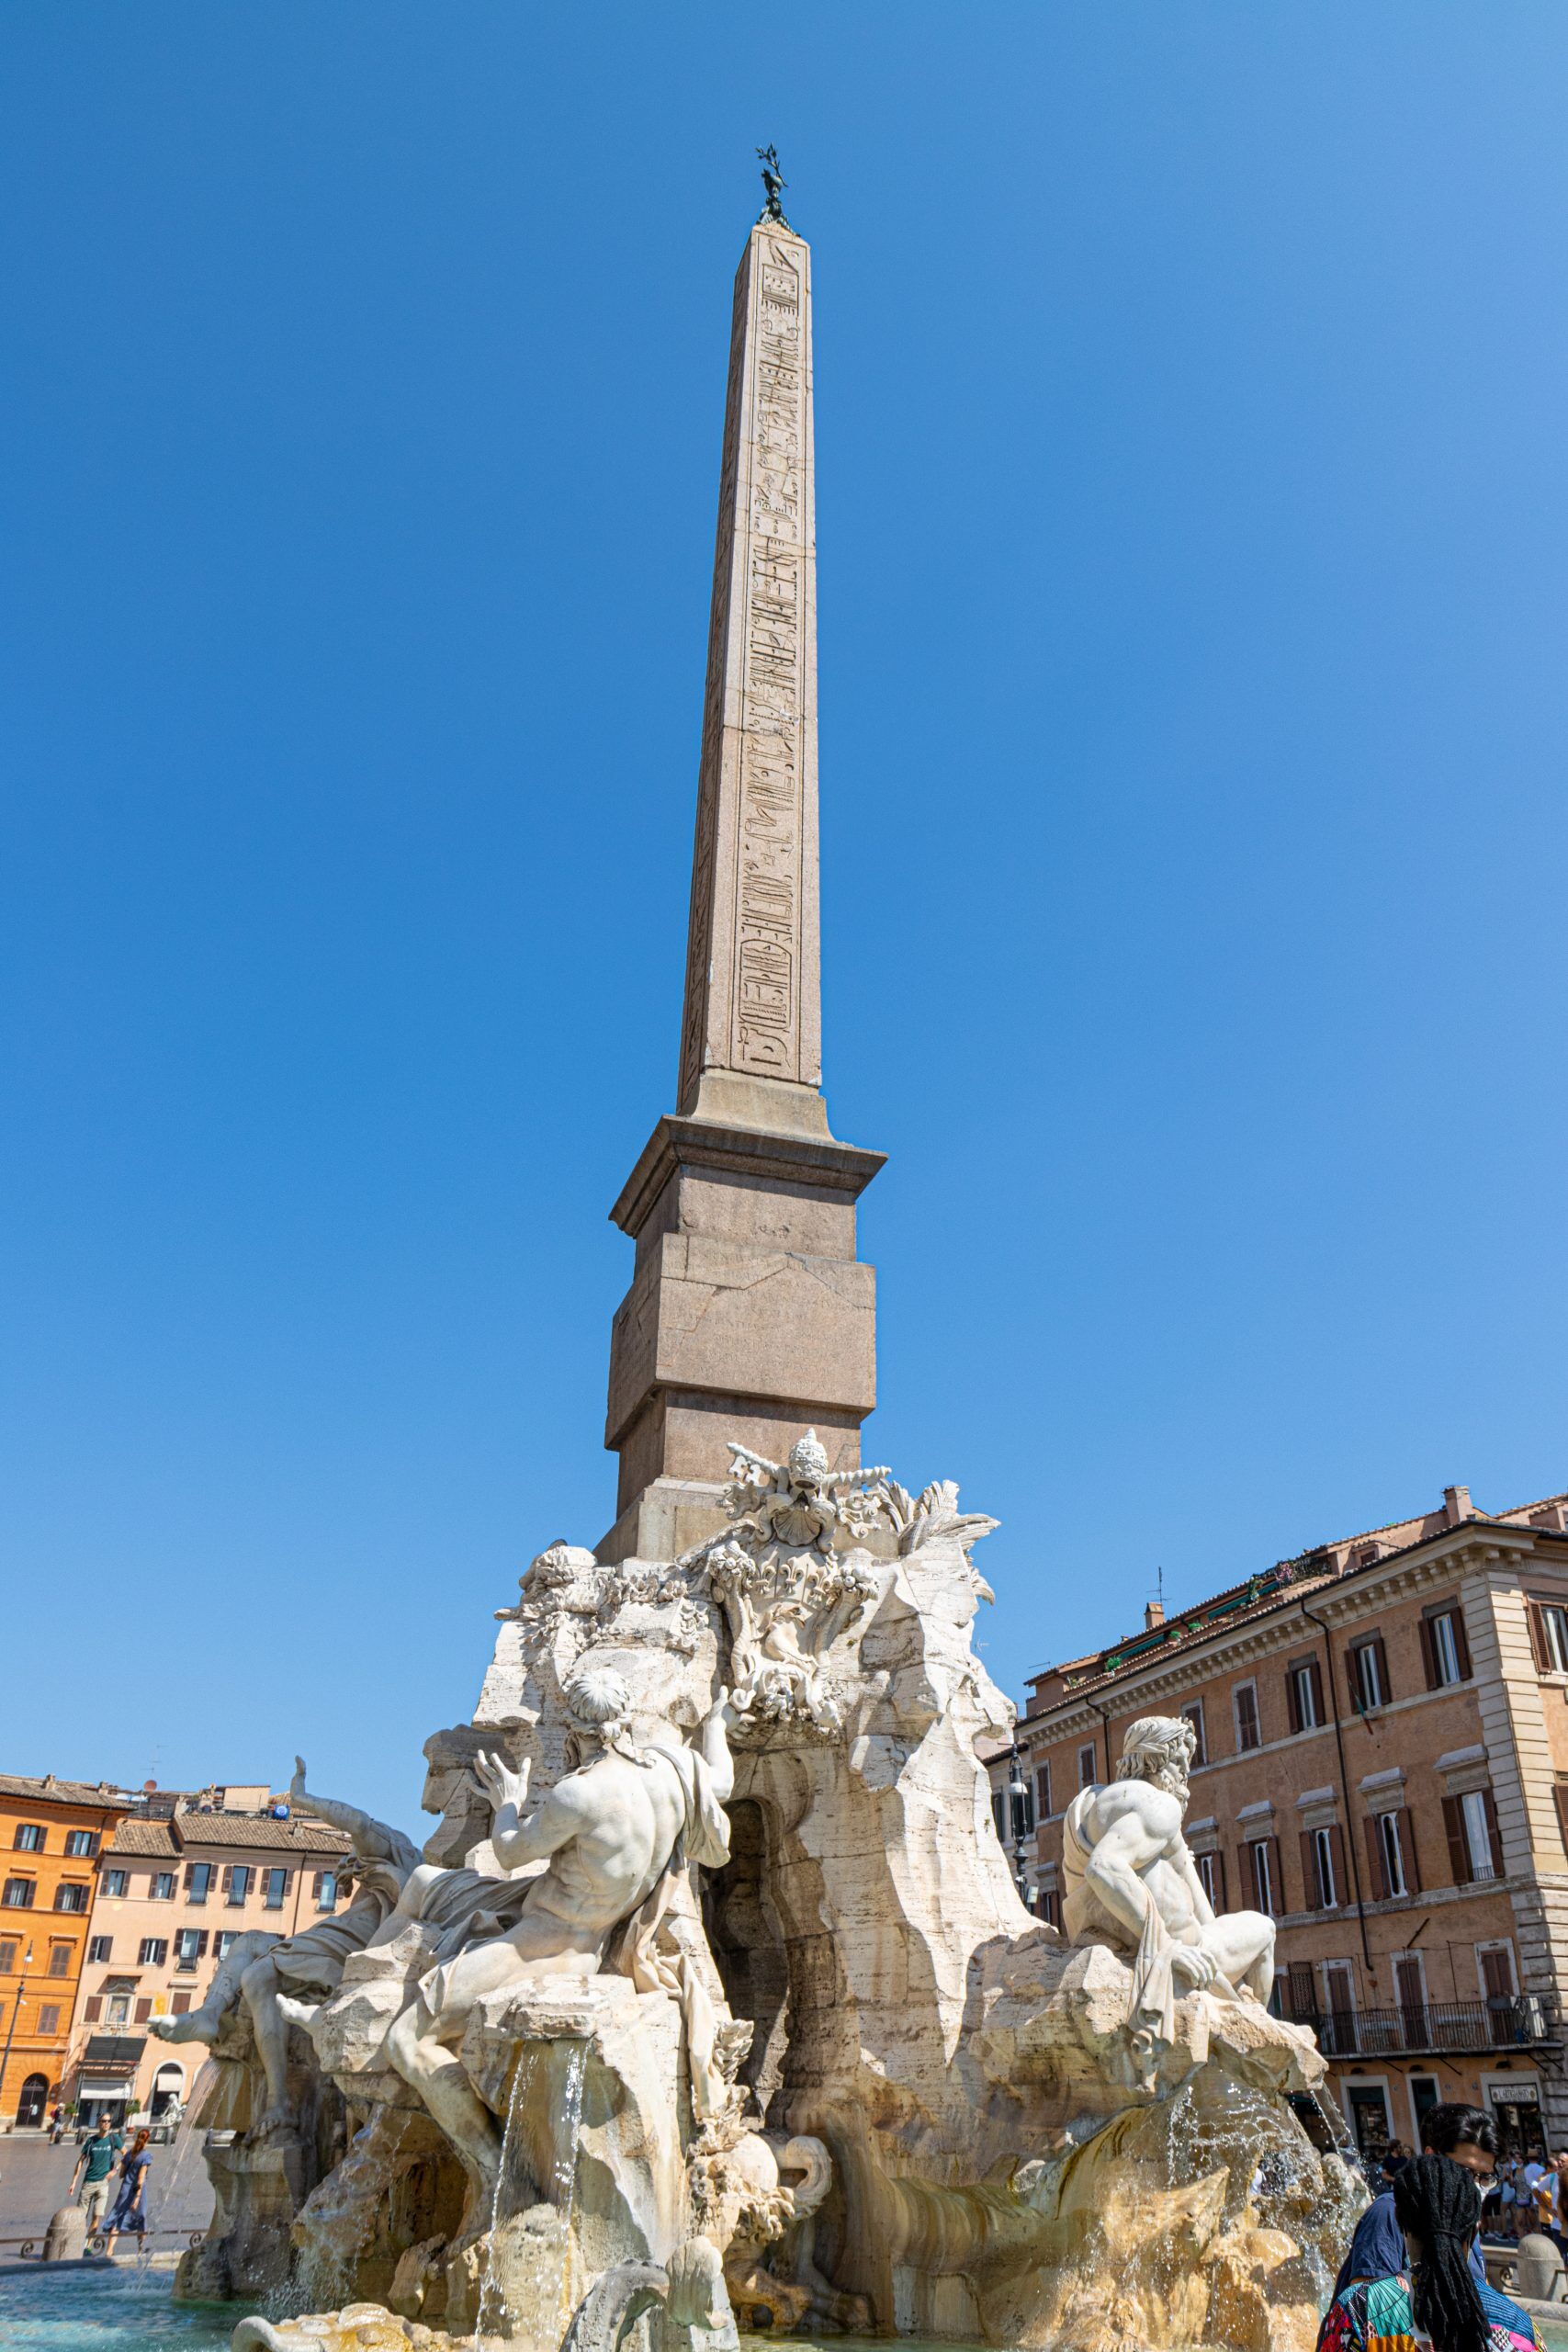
[{"xmin": 289, "ymin": 1756, "xmax": 421, "ymax": 1874}]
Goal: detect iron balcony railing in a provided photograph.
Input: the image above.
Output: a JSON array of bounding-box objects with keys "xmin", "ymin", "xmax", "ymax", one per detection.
[{"xmin": 1293, "ymin": 1996, "xmax": 1562, "ymax": 2059}]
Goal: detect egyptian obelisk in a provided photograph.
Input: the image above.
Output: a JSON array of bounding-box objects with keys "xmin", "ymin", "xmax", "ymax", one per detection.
[{"xmin": 601, "ymin": 167, "xmax": 884, "ymax": 1562}]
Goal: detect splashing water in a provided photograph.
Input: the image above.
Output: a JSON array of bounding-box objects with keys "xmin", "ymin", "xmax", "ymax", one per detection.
[
  {"xmin": 475, "ymin": 2045, "xmax": 537, "ymax": 2346},
  {"xmin": 551, "ymin": 2041, "xmax": 588, "ymax": 2320}
]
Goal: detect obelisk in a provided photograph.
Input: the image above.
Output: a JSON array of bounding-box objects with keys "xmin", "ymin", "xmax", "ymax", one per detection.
[{"xmin": 601, "ymin": 175, "xmax": 884, "ymax": 1563}]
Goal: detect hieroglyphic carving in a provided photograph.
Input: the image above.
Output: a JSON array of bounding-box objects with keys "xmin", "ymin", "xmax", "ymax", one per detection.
[{"xmin": 676, "ymin": 226, "xmax": 818, "ymax": 1111}]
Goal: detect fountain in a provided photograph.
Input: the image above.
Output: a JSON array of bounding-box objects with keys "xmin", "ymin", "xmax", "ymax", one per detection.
[{"xmin": 164, "ymin": 1434, "xmax": 1357, "ymax": 2352}]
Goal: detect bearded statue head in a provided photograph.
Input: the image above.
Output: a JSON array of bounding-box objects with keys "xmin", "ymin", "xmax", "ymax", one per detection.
[{"xmin": 1113, "ymin": 1714, "xmax": 1196, "ymax": 1800}]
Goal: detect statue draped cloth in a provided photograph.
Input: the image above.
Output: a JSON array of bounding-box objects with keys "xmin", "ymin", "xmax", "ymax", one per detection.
[{"xmin": 604, "ymin": 1740, "xmax": 733, "ymax": 2120}]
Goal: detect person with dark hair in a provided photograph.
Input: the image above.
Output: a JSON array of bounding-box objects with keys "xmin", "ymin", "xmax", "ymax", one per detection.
[
  {"xmin": 1319, "ymin": 2153, "xmax": 1536, "ymax": 2351},
  {"xmin": 1326, "ymin": 2104, "xmax": 1498, "ymax": 2308},
  {"xmin": 101, "ymin": 2127, "xmax": 152, "ymax": 2257}
]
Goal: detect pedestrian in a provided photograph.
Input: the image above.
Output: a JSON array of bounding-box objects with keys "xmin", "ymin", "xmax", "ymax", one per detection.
[
  {"xmin": 1318, "ymin": 2152, "xmax": 1537, "ymax": 2351},
  {"xmin": 68, "ymin": 2116, "xmax": 122, "ymax": 2237},
  {"xmin": 48, "ymin": 2104, "xmax": 66, "ymax": 2143},
  {"xmin": 1324, "ymin": 2102, "xmax": 1497, "ymax": 2309},
  {"xmin": 101, "ymin": 2130, "xmax": 152, "ymax": 2259}
]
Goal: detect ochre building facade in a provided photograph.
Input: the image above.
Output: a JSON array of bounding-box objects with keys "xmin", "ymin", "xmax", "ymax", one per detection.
[
  {"xmin": 0, "ymin": 1773, "xmax": 129, "ymax": 2129},
  {"xmin": 990, "ymin": 1482, "xmax": 1568, "ymax": 2161}
]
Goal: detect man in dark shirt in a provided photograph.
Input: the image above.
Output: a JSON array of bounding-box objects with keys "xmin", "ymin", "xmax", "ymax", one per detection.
[
  {"xmin": 1326, "ymin": 2104, "xmax": 1495, "ymax": 2311},
  {"xmin": 68, "ymin": 2119, "xmax": 124, "ymax": 2235}
]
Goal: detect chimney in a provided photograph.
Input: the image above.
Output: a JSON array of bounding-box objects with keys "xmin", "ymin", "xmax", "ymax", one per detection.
[
  {"xmin": 1444, "ymin": 1486, "xmax": 1474, "ymax": 1527},
  {"xmin": 1145, "ymin": 1600, "xmax": 1166, "ymax": 1630}
]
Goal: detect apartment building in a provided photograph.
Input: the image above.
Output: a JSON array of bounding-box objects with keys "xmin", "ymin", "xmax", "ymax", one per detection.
[
  {"xmin": 0, "ymin": 1774, "xmax": 130, "ymax": 2128},
  {"xmin": 988, "ymin": 1482, "xmax": 1568, "ymax": 2164},
  {"xmin": 67, "ymin": 1785, "xmax": 347, "ymax": 2124}
]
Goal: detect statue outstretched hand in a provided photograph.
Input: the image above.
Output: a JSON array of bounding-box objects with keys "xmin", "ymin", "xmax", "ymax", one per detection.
[{"xmin": 471, "ymin": 1749, "xmax": 530, "ymax": 1818}]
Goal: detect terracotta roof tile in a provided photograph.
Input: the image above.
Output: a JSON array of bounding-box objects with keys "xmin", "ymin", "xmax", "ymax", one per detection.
[
  {"xmin": 108, "ymin": 1820, "xmax": 180, "ymax": 1858},
  {"xmin": 0, "ymin": 1774, "xmax": 129, "ymax": 1811},
  {"xmin": 169, "ymin": 1811, "xmax": 346, "ymax": 1854}
]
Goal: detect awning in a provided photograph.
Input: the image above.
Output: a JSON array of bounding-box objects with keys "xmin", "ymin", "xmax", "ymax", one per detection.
[{"xmin": 80, "ymin": 2035, "xmax": 144, "ymax": 2072}]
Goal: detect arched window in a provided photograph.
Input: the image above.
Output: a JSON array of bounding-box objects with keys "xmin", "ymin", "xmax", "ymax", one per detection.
[{"xmin": 17, "ymin": 2072, "xmax": 48, "ymax": 2128}]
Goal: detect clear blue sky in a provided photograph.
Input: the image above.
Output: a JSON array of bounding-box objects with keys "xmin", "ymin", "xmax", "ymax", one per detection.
[{"xmin": 5, "ymin": 7, "xmax": 1565, "ymax": 1832}]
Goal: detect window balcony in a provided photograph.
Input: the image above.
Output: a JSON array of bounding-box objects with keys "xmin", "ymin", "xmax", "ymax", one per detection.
[{"xmin": 1299, "ymin": 1997, "xmax": 1562, "ymax": 2058}]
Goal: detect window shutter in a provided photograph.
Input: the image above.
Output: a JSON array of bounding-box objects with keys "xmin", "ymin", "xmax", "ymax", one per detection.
[
  {"xmin": 1346, "ymin": 1646, "xmax": 1365, "ymax": 1714},
  {"xmin": 1300, "ymin": 1832, "xmax": 1320, "ymax": 1909},
  {"xmin": 1328, "ymin": 1824, "xmax": 1348, "ymax": 1905},
  {"xmin": 134, "ymin": 1997, "xmax": 151, "ymax": 2024},
  {"xmin": 196, "ymin": 1930, "xmax": 209, "ymax": 1958},
  {"xmin": 1418, "ymin": 1615, "xmax": 1438, "ymax": 1690},
  {"xmin": 1553, "ymin": 1781, "xmax": 1568, "ymax": 1860},
  {"xmin": 1442, "ymin": 1794, "xmax": 1471, "ymax": 1884},
  {"xmin": 1482, "ymin": 1788, "xmax": 1502, "ymax": 1876},
  {"xmin": 1364, "ymin": 1814, "xmax": 1389, "ymax": 1901},
  {"xmin": 1285, "ymin": 1671, "xmax": 1302, "ymax": 1736},
  {"xmin": 1451, "ymin": 1609, "xmax": 1472, "ymax": 1680},
  {"xmin": 1287, "ymin": 1962, "xmax": 1315, "ymax": 2021},
  {"xmin": 183, "ymin": 1863, "xmax": 197, "ymax": 1892},
  {"xmin": 171, "ymin": 1992, "xmax": 190, "ymax": 2015},
  {"xmin": 1212, "ymin": 1848, "xmax": 1227, "ymax": 1910},
  {"xmin": 1267, "ymin": 1837, "xmax": 1284, "ymax": 1917},
  {"xmin": 1242, "ymin": 1841, "xmax": 1258, "ymax": 1907},
  {"xmin": 1398, "ymin": 1806, "xmax": 1422, "ymax": 1894},
  {"xmin": 220, "ymin": 1865, "xmax": 232, "ymax": 1894},
  {"xmin": 1527, "ymin": 1600, "xmax": 1551, "ymax": 1672},
  {"xmin": 1307, "ymin": 1660, "xmax": 1325, "ymax": 1725},
  {"xmin": 85, "ymin": 1995, "xmax": 102, "ymax": 2021},
  {"xmin": 283, "ymin": 1871, "xmax": 294, "ymax": 1894}
]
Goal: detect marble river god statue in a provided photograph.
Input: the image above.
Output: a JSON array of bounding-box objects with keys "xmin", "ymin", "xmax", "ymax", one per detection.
[{"xmin": 191, "ymin": 1438, "xmax": 1361, "ymax": 2352}]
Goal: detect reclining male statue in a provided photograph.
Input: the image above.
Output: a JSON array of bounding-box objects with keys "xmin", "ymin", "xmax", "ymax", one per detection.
[
  {"xmin": 150, "ymin": 1759, "xmax": 422, "ymax": 2139},
  {"xmin": 381, "ymin": 1664, "xmax": 736, "ymax": 2222},
  {"xmin": 1061, "ymin": 1713, "xmax": 1275, "ymax": 2067}
]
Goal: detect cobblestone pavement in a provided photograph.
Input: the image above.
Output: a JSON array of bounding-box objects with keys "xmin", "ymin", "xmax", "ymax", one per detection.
[{"xmin": 0, "ymin": 2127, "xmax": 214, "ymax": 2250}]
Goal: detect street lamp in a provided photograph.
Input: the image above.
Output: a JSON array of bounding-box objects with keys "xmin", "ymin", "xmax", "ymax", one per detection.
[{"xmin": 0, "ymin": 1943, "xmax": 36, "ymax": 2124}]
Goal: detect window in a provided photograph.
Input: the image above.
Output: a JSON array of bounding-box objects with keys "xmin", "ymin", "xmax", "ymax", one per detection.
[
  {"xmin": 102, "ymin": 1869, "xmax": 128, "ymax": 1899},
  {"xmin": 1312, "ymin": 1826, "xmax": 1340, "ymax": 1909},
  {"xmin": 87, "ymin": 1937, "xmax": 112, "ymax": 1964},
  {"xmin": 54, "ymin": 1883, "xmax": 88, "ymax": 1913},
  {"xmin": 1247, "ymin": 1838, "xmax": 1280, "ymax": 1918},
  {"xmin": 46, "ymin": 1943, "xmax": 72, "ymax": 1978},
  {"xmin": 216, "ymin": 1931, "xmax": 240, "ymax": 1957},
  {"xmin": 1422, "ymin": 1606, "xmax": 1470, "ymax": 1689},
  {"xmin": 186, "ymin": 1863, "xmax": 213, "ymax": 1905},
  {"xmin": 1234, "ymin": 1681, "xmax": 1260, "ymax": 1753},
  {"xmin": 63, "ymin": 1830, "xmax": 97, "ymax": 1859},
  {"xmin": 150, "ymin": 1872, "xmax": 175, "ymax": 1902},
  {"xmin": 106, "ymin": 1987, "xmax": 131, "ymax": 2026},
  {"xmin": 991, "ymin": 1790, "xmax": 1007, "ymax": 1840},
  {"xmin": 0, "ymin": 1941, "xmax": 16, "ymax": 1973},
  {"xmin": 138, "ymin": 1937, "xmax": 168, "ymax": 1966},
  {"xmin": 1077, "ymin": 1744, "xmax": 1097, "ymax": 1792},
  {"xmin": 1349, "ymin": 1638, "xmax": 1389, "ymax": 1713},
  {"xmin": 1180, "ymin": 1702, "xmax": 1206, "ymax": 1767},
  {"xmin": 13, "ymin": 1825, "xmax": 44, "ymax": 1853},
  {"xmin": 1194, "ymin": 1850, "xmax": 1224, "ymax": 1907},
  {"xmin": 1461, "ymin": 1792, "xmax": 1496, "ymax": 1881},
  {"xmin": 1529, "ymin": 1600, "xmax": 1568, "ymax": 1676},
  {"xmin": 1037, "ymin": 1887, "xmax": 1061, "ymax": 1929},
  {"xmin": 1287, "ymin": 1659, "xmax": 1323, "ymax": 1732},
  {"xmin": 1033, "ymin": 1764, "xmax": 1052, "ymax": 1823},
  {"xmin": 3, "ymin": 1879, "xmax": 36, "ymax": 1909},
  {"xmin": 262, "ymin": 1868, "xmax": 290, "ymax": 1909},
  {"xmin": 225, "ymin": 1866, "xmax": 252, "ymax": 1906},
  {"xmin": 1393, "ymin": 1953, "xmax": 1427, "ymax": 2041},
  {"xmin": 175, "ymin": 1928, "xmax": 208, "ymax": 1972},
  {"xmin": 1379, "ymin": 1810, "xmax": 1409, "ymax": 1898},
  {"xmin": 37, "ymin": 2004, "xmax": 61, "ymax": 2036}
]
